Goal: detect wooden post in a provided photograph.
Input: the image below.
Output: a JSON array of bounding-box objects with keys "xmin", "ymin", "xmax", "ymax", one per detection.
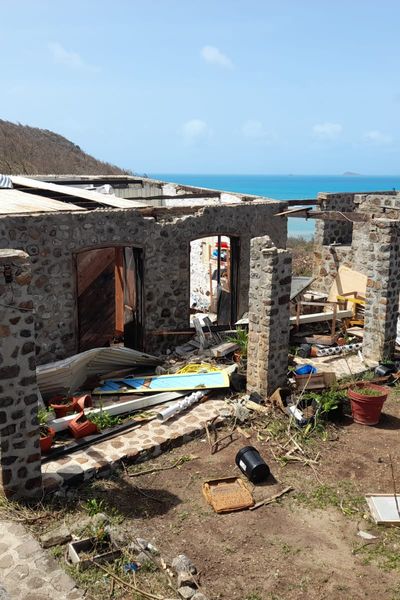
[{"xmin": 115, "ymin": 247, "xmax": 124, "ymax": 336}]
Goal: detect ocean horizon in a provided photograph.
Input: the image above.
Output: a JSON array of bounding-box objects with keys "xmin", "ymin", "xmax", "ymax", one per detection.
[{"xmin": 151, "ymin": 174, "xmax": 400, "ymax": 237}]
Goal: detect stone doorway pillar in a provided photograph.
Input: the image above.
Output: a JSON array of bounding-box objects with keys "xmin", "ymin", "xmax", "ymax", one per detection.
[
  {"xmin": 363, "ymin": 220, "xmax": 400, "ymax": 363},
  {"xmin": 246, "ymin": 237, "xmax": 292, "ymax": 397},
  {"xmin": 0, "ymin": 250, "xmax": 42, "ymax": 498}
]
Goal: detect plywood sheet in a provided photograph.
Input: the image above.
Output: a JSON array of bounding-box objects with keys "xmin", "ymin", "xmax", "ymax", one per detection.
[
  {"xmin": 328, "ymin": 266, "xmax": 367, "ymax": 303},
  {"xmin": 94, "ymin": 370, "xmax": 230, "ymax": 394}
]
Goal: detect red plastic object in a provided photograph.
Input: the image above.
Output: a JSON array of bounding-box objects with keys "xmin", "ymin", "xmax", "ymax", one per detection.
[
  {"xmin": 40, "ymin": 427, "xmax": 56, "ymax": 454},
  {"xmin": 348, "ymin": 383, "xmax": 388, "ymax": 425},
  {"xmin": 68, "ymin": 413, "xmax": 98, "ymax": 439}
]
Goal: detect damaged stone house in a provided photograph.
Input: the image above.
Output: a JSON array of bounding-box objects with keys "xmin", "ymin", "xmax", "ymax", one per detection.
[
  {"xmin": 0, "ymin": 174, "xmax": 288, "ymax": 498},
  {"xmin": 1, "ymin": 174, "xmax": 399, "ymax": 499}
]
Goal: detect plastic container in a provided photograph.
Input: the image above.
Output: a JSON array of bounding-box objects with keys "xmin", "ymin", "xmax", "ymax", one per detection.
[
  {"xmin": 294, "ymin": 365, "xmax": 317, "ymax": 376},
  {"xmin": 235, "ymin": 446, "xmax": 270, "ymax": 483},
  {"xmin": 375, "ymin": 364, "xmax": 396, "ymax": 377}
]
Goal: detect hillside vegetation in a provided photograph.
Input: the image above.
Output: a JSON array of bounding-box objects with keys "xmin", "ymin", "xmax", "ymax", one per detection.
[
  {"xmin": 0, "ymin": 120, "xmax": 130, "ymax": 175},
  {"xmin": 287, "ymin": 235, "xmax": 314, "ymax": 276}
]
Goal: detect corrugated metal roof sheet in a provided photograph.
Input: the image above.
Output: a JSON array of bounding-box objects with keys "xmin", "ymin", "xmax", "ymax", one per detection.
[
  {"xmin": 0, "ymin": 188, "xmax": 83, "ymax": 214},
  {"xmin": 11, "ymin": 175, "xmax": 149, "ymax": 209}
]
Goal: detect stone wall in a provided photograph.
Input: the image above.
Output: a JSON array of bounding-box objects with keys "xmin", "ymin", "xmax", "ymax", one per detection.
[
  {"xmin": 247, "ymin": 238, "xmax": 292, "ymax": 396},
  {"xmin": 314, "ymin": 193, "xmax": 356, "ymax": 246},
  {"xmin": 363, "ymin": 220, "xmax": 400, "ymax": 362},
  {"xmin": 0, "ymin": 201, "xmax": 287, "ymax": 363},
  {"xmin": 312, "ymin": 245, "xmax": 353, "ymax": 293},
  {"xmin": 0, "ymin": 250, "xmax": 42, "ymax": 499},
  {"xmin": 313, "ymin": 191, "xmax": 400, "ymax": 294}
]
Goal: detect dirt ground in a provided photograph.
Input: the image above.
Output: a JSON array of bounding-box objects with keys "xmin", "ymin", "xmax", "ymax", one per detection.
[
  {"xmin": 12, "ymin": 390, "xmax": 400, "ymax": 600},
  {"xmin": 50, "ymin": 390, "xmax": 399, "ymax": 600}
]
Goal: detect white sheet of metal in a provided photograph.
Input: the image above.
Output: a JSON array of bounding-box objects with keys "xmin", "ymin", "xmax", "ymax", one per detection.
[
  {"xmin": 0, "ymin": 188, "xmax": 83, "ymax": 214},
  {"xmin": 11, "ymin": 175, "xmax": 148, "ymax": 209},
  {"xmin": 36, "ymin": 346, "xmax": 162, "ymax": 395}
]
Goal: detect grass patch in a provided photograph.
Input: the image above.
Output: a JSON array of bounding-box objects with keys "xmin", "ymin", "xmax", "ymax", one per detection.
[
  {"xmin": 295, "ymin": 481, "xmax": 366, "ymax": 516},
  {"xmin": 356, "ymin": 528, "xmax": 400, "ymax": 572},
  {"xmin": 245, "ymin": 593, "xmax": 263, "ymax": 600}
]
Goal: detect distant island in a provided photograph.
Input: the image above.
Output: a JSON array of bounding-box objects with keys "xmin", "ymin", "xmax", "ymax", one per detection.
[{"xmin": 342, "ymin": 171, "xmax": 361, "ymax": 176}]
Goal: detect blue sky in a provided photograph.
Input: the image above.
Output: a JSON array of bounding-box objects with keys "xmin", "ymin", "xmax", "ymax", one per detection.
[{"xmin": 1, "ymin": 0, "xmax": 399, "ymax": 174}]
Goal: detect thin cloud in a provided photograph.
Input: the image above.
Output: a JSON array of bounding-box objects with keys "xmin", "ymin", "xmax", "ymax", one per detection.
[
  {"xmin": 312, "ymin": 122, "xmax": 343, "ymax": 139},
  {"xmin": 242, "ymin": 120, "xmax": 271, "ymax": 140},
  {"xmin": 201, "ymin": 45, "xmax": 233, "ymax": 69},
  {"xmin": 363, "ymin": 130, "xmax": 392, "ymax": 145},
  {"xmin": 48, "ymin": 42, "xmax": 99, "ymax": 72},
  {"xmin": 180, "ymin": 119, "xmax": 212, "ymax": 144}
]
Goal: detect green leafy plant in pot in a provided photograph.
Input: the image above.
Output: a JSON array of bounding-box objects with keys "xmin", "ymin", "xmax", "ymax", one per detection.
[
  {"xmin": 347, "ymin": 382, "xmax": 389, "ymax": 426},
  {"xmin": 38, "ymin": 408, "xmax": 55, "ymax": 454},
  {"xmin": 227, "ymin": 327, "xmax": 248, "ymax": 364},
  {"xmin": 304, "ymin": 388, "xmax": 345, "ymax": 422},
  {"xmin": 88, "ymin": 408, "xmax": 121, "ymax": 432}
]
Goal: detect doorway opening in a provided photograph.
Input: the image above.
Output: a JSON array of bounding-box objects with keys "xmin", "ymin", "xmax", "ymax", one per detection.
[
  {"xmin": 76, "ymin": 246, "xmax": 144, "ymax": 352},
  {"xmin": 190, "ymin": 235, "xmax": 239, "ymax": 327}
]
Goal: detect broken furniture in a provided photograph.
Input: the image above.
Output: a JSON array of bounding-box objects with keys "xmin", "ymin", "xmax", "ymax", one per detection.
[{"xmin": 337, "ymin": 292, "xmax": 366, "ymax": 327}]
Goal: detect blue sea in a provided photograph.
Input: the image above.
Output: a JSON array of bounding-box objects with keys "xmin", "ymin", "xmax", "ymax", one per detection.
[{"xmin": 151, "ymin": 174, "xmax": 400, "ymax": 237}]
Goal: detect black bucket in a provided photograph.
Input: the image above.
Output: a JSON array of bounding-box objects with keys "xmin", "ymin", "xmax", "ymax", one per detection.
[{"xmin": 235, "ymin": 446, "xmax": 270, "ymax": 483}]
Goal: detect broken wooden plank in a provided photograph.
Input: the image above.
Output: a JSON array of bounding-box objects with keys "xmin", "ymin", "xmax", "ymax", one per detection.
[
  {"xmin": 275, "ymin": 207, "xmax": 312, "ymax": 217},
  {"xmin": 94, "ymin": 370, "xmax": 230, "ymax": 395},
  {"xmin": 210, "ymin": 341, "xmax": 239, "ymax": 357},
  {"xmin": 289, "ymin": 309, "xmax": 353, "ymax": 325},
  {"xmin": 192, "ymin": 317, "xmax": 208, "ymax": 350},
  {"xmin": 249, "ymin": 486, "xmax": 293, "ymax": 511}
]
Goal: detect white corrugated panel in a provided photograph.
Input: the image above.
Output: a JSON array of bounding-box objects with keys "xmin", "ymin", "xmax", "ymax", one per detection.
[
  {"xmin": 11, "ymin": 175, "xmax": 149, "ymax": 209},
  {"xmin": 36, "ymin": 347, "xmax": 162, "ymax": 395},
  {"xmin": 0, "ymin": 188, "xmax": 83, "ymax": 214}
]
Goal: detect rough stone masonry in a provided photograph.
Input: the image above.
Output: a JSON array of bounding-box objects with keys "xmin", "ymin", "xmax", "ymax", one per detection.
[
  {"xmin": 0, "ymin": 201, "xmax": 287, "ymax": 363},
  {"xmin": 0, "ymin": 249, "xmax": 42, "ymax": 498},
  {"xmin": 246, "ymin": 237, "xmax": 292, "ymax": 396}
]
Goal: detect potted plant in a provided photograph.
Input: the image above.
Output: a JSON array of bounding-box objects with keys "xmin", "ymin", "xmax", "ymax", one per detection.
[
  {"xmin": 49, "ymin": 395, "xmax": 75, "ymax": 418},
  {"xmin": 347, "ymin": 381, "xmax": 389, "ymax": 425},
  {"xmin": 227, "ymin": 328, "xmax": 248, "ymax": 363},
  {"xmin": 305, "ymin": 388, "xmax": 345, "ymax": 422},
  {"xmin": 50, "ymin": 393, "xmax": 92, "ymax": 418},
  {"xmin": 38, "ymin": 408, "xmax": 56, "ymax": 454},
  {"xmin": 88, "ymin": 410, "xmax": 121, "ymax": 432}
]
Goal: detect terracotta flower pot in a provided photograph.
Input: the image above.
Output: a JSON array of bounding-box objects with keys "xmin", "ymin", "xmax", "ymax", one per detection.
[
  {"xmin": 50, "ymin": 396, "xmax": 73, "ymax": 418},
  {"xmin": 68, "ymin": 413, "xmax": 98, "ymax": 439},
  {"xmin": 40, "ymin": 426, "xmax": 56, "ymax": 454},
  {"xmin": 71, "ymin": 394, "xmax": 93, "ymax": 413},
  {"xmin": 348, "ymin": 382, "xmax": 389, "ymax": 426},
  {"xmin": 50, "ymin": 394, "xmax": 92, "ymax": 418},
  {"xmin": 233, "ymin": 351, "xmax": 243, "ymax": 364}
]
